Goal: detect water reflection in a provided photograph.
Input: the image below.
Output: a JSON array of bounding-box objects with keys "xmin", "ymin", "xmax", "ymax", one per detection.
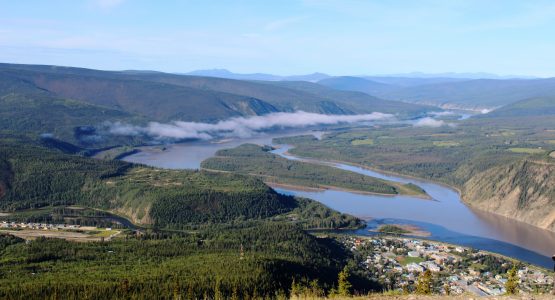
[{"xmin": 124, "ymin": 132, "xmax": 555, "ymax": 268}]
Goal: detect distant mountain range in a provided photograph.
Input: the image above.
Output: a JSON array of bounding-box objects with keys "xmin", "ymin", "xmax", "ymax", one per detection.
[
  {"xmin": 184, "ymin": 69, "xmax": 538, "ymax": 81},
  {"xmin": 183, "ymin": 69, "xmax": 331, "ymax": 82},
  {"xmin": 0, "ymin": 63, "xmax": 433, "ymax": 147},
  {"xmin": 3, "ymin": 62, "xmax": 555, "ymax": 149},
  {"xmin": 183, "ymin": 69, "xmax": 555, "ymax": 110},
  {"xmin": 317, "ymin": 76, "xmax": 555, "ymax": 110}
]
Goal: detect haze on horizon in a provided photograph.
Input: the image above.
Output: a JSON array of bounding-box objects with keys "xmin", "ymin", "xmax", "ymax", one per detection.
[{"xmin": 1, "ymin": 0, "xmax": 555, "ymax": 77}]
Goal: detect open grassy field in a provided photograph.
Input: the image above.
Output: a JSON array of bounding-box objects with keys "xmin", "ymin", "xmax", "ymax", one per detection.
[{"xmin": 397, "ymin": 256, "xmax": 425, "ymax": 266}]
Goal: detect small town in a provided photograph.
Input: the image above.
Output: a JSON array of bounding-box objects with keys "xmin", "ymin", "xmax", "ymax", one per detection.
[
  {"xmin": 0, "ymin": 220, "xmax": 120, "ymax": 242},
  {"xmin": 1, "ymin": 221, "xmax": 84, "ymax": 231},
  {"xmin": 341, "ymin": 235, "xmax": 554, "ymax": 296}
]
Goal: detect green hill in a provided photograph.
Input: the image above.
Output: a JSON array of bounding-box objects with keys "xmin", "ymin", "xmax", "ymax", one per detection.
[
  {"xmin": 314, "ymin": 73, "xmax": 555, "ymax": 110},
  {"xmin": 0, "ymin": 139, "xmax": 361, "ymax": 229},
  {"xmin": 484, "ymin": 96, "xmax": 555, "ymax": 117},
  {"xmin": 374, "ymin": 78, "xmax": 555, "ymax": 109},
  {"xmin": 317, "ymin": 76, "xmax": 398, "ymax": 96},
  {"xmin": 261, "ymin": 80, "xmax": 435, "ymax": 116},
  {"xmin": 0, "ymin": 63, "xmax": 432, "ymax": 120}
]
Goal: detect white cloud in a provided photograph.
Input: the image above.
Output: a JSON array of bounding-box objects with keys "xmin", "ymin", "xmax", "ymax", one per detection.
[
  {"xmin": 480, "ymin": 108, "xmax": 493, "ymax": 114},
  {"xmin": 413, "ymin": 117, "xmax": 446, "ymax": 128},
  {"xmin": 429, "ymin": 111, "xmax": 456, "ymax": 117},
  {"xmin": 107, "ymin": 111, "xmax": 395, "ymax": 140}
]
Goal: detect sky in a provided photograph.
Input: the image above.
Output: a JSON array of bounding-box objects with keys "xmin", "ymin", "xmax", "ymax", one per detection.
[{"xmin": 1, "ymin": 0, "xmax": 555, "ymax": 77}]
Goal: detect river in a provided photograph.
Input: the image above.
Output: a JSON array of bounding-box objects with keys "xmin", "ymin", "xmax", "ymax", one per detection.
[{"xmin": 123, "ymin": 131, "xmax": 555, "ymax": 268}]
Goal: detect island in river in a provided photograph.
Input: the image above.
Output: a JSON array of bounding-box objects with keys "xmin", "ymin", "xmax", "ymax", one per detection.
[{"xmin": 121, "ymin": 131, "xmax": 555, "ymax": 269}]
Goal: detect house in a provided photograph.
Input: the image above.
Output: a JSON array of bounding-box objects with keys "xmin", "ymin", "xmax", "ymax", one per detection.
[
  {"xmin": 408, "ymin": 251, "xmax": 420, "ymax": 257},
  {"xmin": 406, "ymin": 263, "xmax": 424, "ymax": 273},
  {"xmin": 422, "ymin": 261, "xmax": 441, "ymax": 272}
]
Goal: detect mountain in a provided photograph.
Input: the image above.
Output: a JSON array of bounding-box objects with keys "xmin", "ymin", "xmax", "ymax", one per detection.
[
  {"xmin": 361, "ymin": 76, "xmax": 469, "ymax": 87},
  {"xmin": 184, "ymin": 68, "xmax": 283, "ymax": 81},
  {"xmin": 318, "ymin": 76, "xmax": 398, "ymax": 95},
  {"xmin": 260, "ymin": 80, "xmax": 434, "ymax": 115},
  {"xmin": 315, "ymin": 74, "xmax": 555, "ymax": 110},
  {"xmin": 0, "ymin": 63, "xmax": 432, "ymax": 119},
  {"xmin": 283, "ymin": 72, "xmax": 330, "ymax": 82},
  {"xmin": 463, "ymin": 159, "xmax": 555, "ymax": 231},
  {"xmin": 484, "ymin": 96, "xmax": 555, "ymax": 118},
  {"xmin": 375, "ymin": 72, "xmax": 537, "ymax": 79},
  {"xmin": 184, "ymin": 69, "xmax": 332, "ymax": 82},
  {"xmin": 0, "ymin": 63, "xmax": 433, "ymax": 148},
  {"xmin": 373, "ymin": 78, "xmax": 555, "ymax": 109}
]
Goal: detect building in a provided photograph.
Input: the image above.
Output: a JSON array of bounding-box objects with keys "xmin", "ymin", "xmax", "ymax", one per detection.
[
  {"xmin": 406, "ymin": 263, "xmax": 424, "ymax": 273},
  {"xmin": 408, "ymin": 251, "xmax": 420, "ymax": 257}
]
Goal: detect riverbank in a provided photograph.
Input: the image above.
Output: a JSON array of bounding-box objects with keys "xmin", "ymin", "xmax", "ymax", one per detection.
[
  {"xmin": 112, "ymin": 136, "xmax": 555, "ymax": 268},
  {"xmin": 280, "ymin": 146, "xmax": 555, "ymax": 235}
]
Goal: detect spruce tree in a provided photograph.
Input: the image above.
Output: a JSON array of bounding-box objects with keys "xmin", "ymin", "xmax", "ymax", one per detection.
[
  {"xmin": 505, "ymin": 266, "xmax": 519, "ymax": 295},
  {"xmin": 337, "ymin": 266, "xmax": 352, "ymax": 297},
  {"xmin": 415, "ymin": 270, "xmax": 432, "ymax": 294}
]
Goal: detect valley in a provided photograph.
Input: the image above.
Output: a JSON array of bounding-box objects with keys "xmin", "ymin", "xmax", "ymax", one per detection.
[
  {"xmin": 121, "ymin": 135, "xmax": 555, "ymax": 269},
  {"xmin": 1, "ymin": 63, "xmax": 555, "ymax": 298}
]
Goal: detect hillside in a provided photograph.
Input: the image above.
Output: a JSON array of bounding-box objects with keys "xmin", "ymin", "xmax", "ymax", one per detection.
[
  {"xmin": 318, "ymin": 76, "xmax": 399, "ymax": 96},
  {"xmin": 0, "ymin": 63, "xmax": 431, "ymax": 120},
  {"xmin": 260, "ymin": 80, "xmax": 435, "ymax": 115},
  {"xmin": 462, "ymin": 158, "xmax": 555, "ymax": 231},
  {"xmin": 374, "ymin": 78, "xmax": 555, "ymax": 109},
  {"xmin": 0, "ymin": 68, "xmax": 279, "ymax": 122},
  {"xmin": 484, "ymin": 96, "xmax": 555, "ymax": 117},
  {"xmin": 0, "ymin": 139, "xmax": 361, "ymax": 229},
  {"xmin": 315, "ymin": 74, "xmax": 555, "ymax": 110},
  {"xmin": 0, "ymin": 137, "xmax": 369, "ymax": 298}
]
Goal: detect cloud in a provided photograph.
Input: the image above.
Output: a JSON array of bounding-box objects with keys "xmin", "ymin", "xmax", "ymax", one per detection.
[
  {"xmin": 429, "ymin": 111, "xmax": 456, "ymax": 117},
  {"xmin": 107, "ymin": 111, "xmax": 394, "ymax": 140},
  {"xmin": 413, "ymin": 117, "xmax": 446, "ymax": 128},
  {"xmin": 480, "ymin": 108, "xmax": 493, "ymax": 114}
]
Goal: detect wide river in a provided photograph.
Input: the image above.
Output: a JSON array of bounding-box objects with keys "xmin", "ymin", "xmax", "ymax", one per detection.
[{"xmin": 124, "ymin": 130, "xmax": 555, "ymax": 268}]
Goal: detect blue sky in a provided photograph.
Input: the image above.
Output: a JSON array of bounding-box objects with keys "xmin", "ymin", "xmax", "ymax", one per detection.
[{"xmin": 1, "ymin": 0, "xmax": 555, "ymax": 76}]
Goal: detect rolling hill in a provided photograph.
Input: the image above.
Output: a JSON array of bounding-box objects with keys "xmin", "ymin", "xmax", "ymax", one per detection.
[
  {"xmin": 316, "ymin": 75, "xmax": 555, "ymax": 110},
  {"xmin": 0, "ymin": 63, "xmax": 434, "ymax": 148},
  {"xmin": 374, "ymin": 78, "xmax": 555, "ymax": 109},
  {"xmin": 484, "ymin": 96, "xmax": 555, "ymax": 118},
  {"xmin": 0, "ymin": 63, "xmax": 431, "ymax": 119},
  {"xmin": 318, "ymin": 76, "xmax": 398, "ymax": 96}
]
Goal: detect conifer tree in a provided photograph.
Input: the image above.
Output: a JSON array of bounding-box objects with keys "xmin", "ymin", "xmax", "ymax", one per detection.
[
  {"xmin": 415, "ymin": 270, "xmax": 432, "ymax": 294},
  {"xmin": 337, "ymin": 266, "xmax": 352, "ymax": 297},
  {"xmin": 505, "ymin": 266, "xmax": 519, "ymax": 295}
]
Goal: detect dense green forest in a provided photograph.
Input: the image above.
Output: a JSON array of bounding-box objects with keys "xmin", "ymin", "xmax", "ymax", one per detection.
[
  {"xmin": 273, "ymin": 116, "xmax": 555, "ymax": 187},
  {"xmin": 0, "ymin": 140, "xmax": 362, "ymax": 230},
  {"xmin": 273, "ymin": 115, "xmax": 555, "ymax": 230},
  {"xmin": 0, "ymin": 138, "xmax": 369, "ymax": 298},
  {"xmin": 201, "ymin": 144, "xmax": 426, "ymax": 196},
  {"xmin": 0, "ymin": 223, "xmax": 369, "ymax": 299}
]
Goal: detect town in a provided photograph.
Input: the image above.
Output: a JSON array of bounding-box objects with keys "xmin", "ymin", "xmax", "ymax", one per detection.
[
  {"xmin": 0, "ymin": 220, "xmax": 120, "ymax": 242},
  {"xmin": 1, "ymin": 221, "xmax": 84, "ymax": 230},
  {"xmin": 341, "ymin": 235, "xmax": 554, "ymax": 296}
]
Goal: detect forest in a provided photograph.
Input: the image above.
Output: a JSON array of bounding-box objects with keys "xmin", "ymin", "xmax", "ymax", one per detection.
[
  {"xmin": 0, "ymin": 137, "xmax": 373, "ymax": 299},
  {"xmin": 201, "ymin": 143, "xmax": 426, "ymax": 196}
]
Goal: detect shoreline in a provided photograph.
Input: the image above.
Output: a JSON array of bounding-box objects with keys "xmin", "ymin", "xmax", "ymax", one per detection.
[{"xmin": 284, "ymin": 147, "xmax": 555, "ymax": 234}]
